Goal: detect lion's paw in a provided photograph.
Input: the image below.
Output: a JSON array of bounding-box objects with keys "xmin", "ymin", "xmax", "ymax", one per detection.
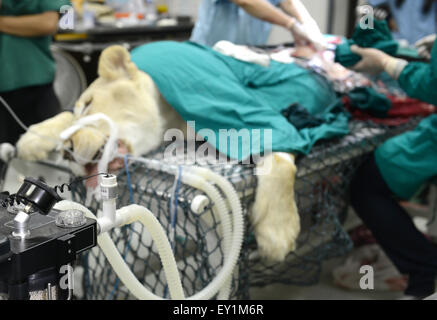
[
  {"xmin": 251, "ymin": 153, "xmax": 300, "ymax": 262},
  {"xmin": 16, "ymin": 112, "xmax": 75, "ymax": 161}
]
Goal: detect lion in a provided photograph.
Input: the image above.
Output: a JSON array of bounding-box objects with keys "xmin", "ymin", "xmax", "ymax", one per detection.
[{"xmin": 16, "ymin": 44, "xmax": 300, "ymax": 262}]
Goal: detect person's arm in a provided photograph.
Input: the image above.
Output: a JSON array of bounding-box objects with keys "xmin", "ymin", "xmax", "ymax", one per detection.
[
  {"xmin": 350, "ymin": 41, "xmax": 437, "ymax": 105},
  {"xmin": 279, "ymin": 0, "xmax": 325, "ymax": 49},
  {"xmin": 398, "ymin": 42, "xmax": 437, "ymax": 105},
  {"xmin": 0, "ymin": 11, "xmax": 60, "ymax": 37},
  {"xmin": 230, "ymin": 0, "xmax": 295, "ymax": 29},
  {"xmin": 349, "ymin": 45, "xmax": 408, "ymax": 79},
  {"xmin": 279, "ymin": 0, "xmax": 312, "ymax": 24},
  {"xmin": 231, "ymin": 0, "xmax": 325, "ymax": 49}
]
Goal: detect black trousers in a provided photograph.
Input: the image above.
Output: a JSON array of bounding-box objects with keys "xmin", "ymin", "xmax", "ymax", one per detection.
[
  {"xmin": 0, "ymin": 83, "xmax": 61, "ymax": 145},
  {"xmin": 350, "ymin": 154, "xmax": 437, "ymax": 297}
]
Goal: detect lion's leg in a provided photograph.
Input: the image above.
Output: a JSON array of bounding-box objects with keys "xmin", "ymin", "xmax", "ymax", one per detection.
[
  {"xmin": 16, "ymin": 112, "xmax": 75, "ymax": 161},
  {"xmin": 251, "ymin": 152, "xmax": 300, "ymax": 262}
]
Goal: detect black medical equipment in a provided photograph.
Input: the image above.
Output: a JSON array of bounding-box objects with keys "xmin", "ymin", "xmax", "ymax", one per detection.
[{"xmin": 0, "ymin": 178, "xmax": 97, "ymax": 300}]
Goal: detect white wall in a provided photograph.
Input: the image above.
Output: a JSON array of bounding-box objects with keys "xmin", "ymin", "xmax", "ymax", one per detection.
[
  {"xmin": 332, "ymin": 0, "xmax": 351, "ymax": 36},
  {"xmin": 162, "ymin": 0, "xmax": 203, "ymax": 18}
]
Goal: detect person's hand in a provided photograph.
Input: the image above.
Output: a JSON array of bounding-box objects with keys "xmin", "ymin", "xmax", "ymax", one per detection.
[
  {"xmin": 287, "ymin": 17, "xmax": 326, "ymax": 51},
  {"xmin": 350, "ymin": 45, "xmax": 408, "ymax": 80},
  {"xmin": 415, "ymin": 34, "xmax": 436, "ymax": 60},
  {"xmin": 349, "ymin": 45, "xmax": 390, "ymax": 74},
  {"xmin": 373, "ymin": 6, "xmax": 389, "ymax": 20},
  {"xmin": 302, "ymin": 19, "xmax": 327, "ymax": 51},
  {"xmin": 288, "ymin": 18, "xmax": 311, "ymax": 46}
]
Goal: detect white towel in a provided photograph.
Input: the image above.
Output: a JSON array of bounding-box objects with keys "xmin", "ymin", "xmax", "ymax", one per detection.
[{"xmin": 213, "ymin": 41, "xmax": 271, "ymax": 67}]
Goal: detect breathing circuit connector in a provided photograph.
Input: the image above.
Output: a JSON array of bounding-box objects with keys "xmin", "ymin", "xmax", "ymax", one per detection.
[
  {"xmin": 100, "ymin": 174, "xmax": 118, "ymax": 201},
  {"xmin": 97, "ymin": 174, "xmax": 119, "ymax": 235}
]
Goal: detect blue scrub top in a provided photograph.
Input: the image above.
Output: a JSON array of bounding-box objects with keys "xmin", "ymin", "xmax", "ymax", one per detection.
[
  {"xmin": 190, "ymin": 0, "xmax": 283, "ymax": 47},
  {"xmin": 369, "ymin": 0, "xmax": 437, "ymax": 45}
]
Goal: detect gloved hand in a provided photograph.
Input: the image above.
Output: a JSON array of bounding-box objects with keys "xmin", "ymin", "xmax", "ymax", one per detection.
[
  {"xmin": 303, "ymin": 18, "xmax": 327, "ymax": 51},
  {"xmin": 350, "ymin": 45, "xmax": 408, "ymax": 80},
  {"xmin": 287, "ymin": 17, "xmax": 326, "ymax": 51},
  {"xmin": 415, "ymin": 34, "xmax": 436, "ymax": 60},
  {"xmin": 374, "ymin": 6, "xmax": 389, "ymax": 20}
]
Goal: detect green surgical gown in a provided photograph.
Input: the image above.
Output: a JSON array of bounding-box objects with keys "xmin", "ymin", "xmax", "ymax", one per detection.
[
  {"xmin": 131, "ymin": 41, "xmax": 349, "ymax": 161},
  {"xmin": 375, "ymin": 41, "xmax": 437, "ymax": 199},
  {"xmin": 335, "ymin": 20, "xmax": 399, "ymax": 67}
]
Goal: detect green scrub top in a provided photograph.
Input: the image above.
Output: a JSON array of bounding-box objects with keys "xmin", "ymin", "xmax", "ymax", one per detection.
[
  {"xmin": 0, "ymin": 0, "xmax": 71, "ymax": 93},
  {"xmin": 375, "ymin": 40, "xmax": 437, "ymax": 200}
]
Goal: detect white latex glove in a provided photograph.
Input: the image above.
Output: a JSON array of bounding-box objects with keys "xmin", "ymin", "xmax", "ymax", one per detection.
[
  {"xmin": 415, "ymin": 34, "xmax": 436, "ymax": 60},
  {"xmin": 287, "ymin": 0, "xmax": 326, "ymax": 51},
  {"xmin": 350, "ymin": 45, "xmax": 408, "ymax": 80},
  {"xmin": 302, "ymin": 18, "xmax": 327, "ymax": 51},
  {"xmin": 287, "ymin": 17, "xmax": 326, "ymax": 51}
]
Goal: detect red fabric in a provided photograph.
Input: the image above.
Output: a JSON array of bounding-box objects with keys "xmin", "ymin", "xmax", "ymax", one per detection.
[
  {"xmin": 348, "ymin": 225, "xmax": 377, "ymax": 248},
  {"xmin": 346, "ymin": 95, "xmax": 436, "ymax": 126}
]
